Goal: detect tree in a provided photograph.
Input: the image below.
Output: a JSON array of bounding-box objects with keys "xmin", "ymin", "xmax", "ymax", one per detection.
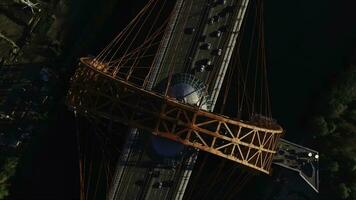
[
  {"xmin": 329, "ymin": 102, "xmax": 348, "ymax": 118},
  {"xmin": 0, "ymin": 157, "xmax": 19, "ymax": 200},
  {"xmin": 337, "ymin": 183, "xmax": 351, "ymax": 199},
  {"xmin": 311, "ymin": 66, "xmax": 356, "ymax": 199},
  {"xmin": 311, "ymin": 116, "xmax": 329, "ymax": 136},
  {"xmin": 327, "ymin": 161, "xmax": 340, "ymax": 173}
]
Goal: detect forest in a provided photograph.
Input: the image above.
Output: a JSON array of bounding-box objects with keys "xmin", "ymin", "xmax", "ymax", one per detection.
[{"xmin": 312, "ymin": 61, "xmax": 356, "ymax": 199}]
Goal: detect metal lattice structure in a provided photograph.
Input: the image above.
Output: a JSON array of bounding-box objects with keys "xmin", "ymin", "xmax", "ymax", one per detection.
[
  {"xmin": 67, "ymin": 57, "xmax": 283, "ymax": 174},
  {"xmin": 66, "ymin": 1, "xmax": 320, "ymax": 198}
]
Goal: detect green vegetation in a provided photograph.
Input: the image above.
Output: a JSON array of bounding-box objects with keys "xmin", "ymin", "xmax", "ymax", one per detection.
[
  {"xmin": 0, "ymin": 157, "xmax": 19, "ymax": 199},
  {"xmin": 312, "ymin": 65, "xmax": 356, "ymax": 199}
]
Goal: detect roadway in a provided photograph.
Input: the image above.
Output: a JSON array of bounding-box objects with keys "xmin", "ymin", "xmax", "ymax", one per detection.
[{"xmin": 109, "ymin": 0, "xmax": 250, "ymax": 199}]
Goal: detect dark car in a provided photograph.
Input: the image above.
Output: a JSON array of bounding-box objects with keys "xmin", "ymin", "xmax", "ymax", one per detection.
[{"xmin": 200, "ymin": 43, "xmax": 212, "ymax": 50}]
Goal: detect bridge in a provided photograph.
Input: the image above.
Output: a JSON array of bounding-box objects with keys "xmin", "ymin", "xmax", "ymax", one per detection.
[{"xmin": 66, "ymin": 0, "xmax": 319, "ymax": 199}]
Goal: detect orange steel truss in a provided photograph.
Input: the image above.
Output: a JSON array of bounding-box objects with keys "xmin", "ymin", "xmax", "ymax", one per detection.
[{"xmin": 67, "ymin": 57, "xmax": 283, "ymax": 174}]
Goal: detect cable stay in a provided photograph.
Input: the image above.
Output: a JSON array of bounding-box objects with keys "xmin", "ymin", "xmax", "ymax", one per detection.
[{"xmin": 62, "ymin": 0, "xmax": 322, "ymax": 199}]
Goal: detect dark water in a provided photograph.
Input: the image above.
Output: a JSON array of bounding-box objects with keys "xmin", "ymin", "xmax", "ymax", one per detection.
[
  {"xmin": 8, "ymin": 0, "xmax": 356, "ymax": 199},
  {"xmin": 265, "ymin": 0, "xmax": 355, "ymax": 141},
  {"xmin": 9, "ymin": 105, "xmax": 79, "ymax": 199}
]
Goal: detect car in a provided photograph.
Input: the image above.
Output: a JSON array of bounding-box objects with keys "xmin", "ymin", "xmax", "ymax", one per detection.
[
  {"xmin": 184, "ymin": 27, "xmax": 196, "ymax": 34},
  {"xmin": 210, "ymin": 30, "xmax": 222, "ymax": 38},
  {"xmin": 216, "ymin": 0, "xmax": 227, "ymax": 5},
  {"xmin": 208, "ymin": 15, "xmax": 220, "ymax": 24},
  {"xmin": 219, "ymin": 6, "xmax": 235, "ymax": 17},
  {"xmin": 194, "ymin": 59, "xmax": 213, "ymax": 72},
  {"xmin": 212, "ymin": 15, "xmax": 220, "ymax": 23},
  {"xmin": 200, "ymin": 43, "xmax": 212, "ymax": 50},
  {"xmin": 199, "ymin": 35, "xmax": 207, "ymax": 42},
  {"xmin": 153, "ymin": 182, "xmax": 163, "ymax": 189},
  {"xmin": 195, "ymin": 64, "xmax": 206, "ymax": 72},
  {"xmin": 196, "ymin": 58, "xmax": 212, "ymax": 66},
  {"xmin": 153, "ymin": 181, "xmax": 175, "ymax": 189},
  {"xmin": 195, "ymin": 65, "xmax": 213, "ymax": 72},
  {"xmin": 212, "ymin": 48, "xmax": 223, "ymax": 56}
]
